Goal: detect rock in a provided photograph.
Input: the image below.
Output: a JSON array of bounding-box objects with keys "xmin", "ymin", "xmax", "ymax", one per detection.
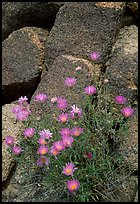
[
  {"xmin": 2, "ymin": 2, "xmax": 64, "ymax": 41},
  {"xmin": 119, "ymin": 108, "xmax": 138, "ymax": 171},
  {"xmin": 2, "ymin": 27, "xmax": 49, "ymax": 105},
  {"xmin": 29, "ymin": 54, "xmax": 100, "ymax": 121},
  {"xmin": 101, "ymin": 176, "xmax": 138, "ymax": 202},
  {"xmin": 134, "ymin": 190, "xmax": 138, "ymax": 202},
  {"xmin": 45, "ymin": 2, "xmax": 126, "ymax": 68},
  {"xmin": 2, "ymin": 103, "xmax": 25, "ymax": 182},
  {"xmin": 105, "ymin": 25, "xmax": 138, "ymax": 101},
  {"xmin": 127, "ymin": 2, "xmax": 138, "ymax": 20}
]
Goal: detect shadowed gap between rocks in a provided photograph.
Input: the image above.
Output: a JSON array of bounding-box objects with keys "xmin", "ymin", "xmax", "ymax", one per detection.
[{"xmin": 2, "ymin": 72, "xmax": 42, "ymax": 106}]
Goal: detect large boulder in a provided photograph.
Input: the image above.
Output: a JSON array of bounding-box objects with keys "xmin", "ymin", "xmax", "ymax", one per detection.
[
  {"xmin": 105, "ymin": 25, "xmax": 138, "ymax": 101},
  {"xmin": 29, "ymin": 54, "xmax": 100, "ymax": 120},
  {"xmin": 2, "ymin": 2, "xmax": 65, "ymax": 41},
  {"xmin": 45, "ymin": 2, "xmax": 126, "ymax": 68},
  {"xmin": 2, "ymin": 103, "xmax": 25, "ymax": 183},
  {"xmin": 2, "ymin": 27, "xmax": 49, "ymax": 105}
]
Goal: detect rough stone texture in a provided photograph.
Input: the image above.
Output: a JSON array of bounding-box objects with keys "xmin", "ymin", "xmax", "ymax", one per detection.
[
  {"xmin": 45, "ymin": 2, "xmax": 126, "ymax": 68},
  {"xmin": 29, "ymin": 54, "xmax": 100, "ymax": 121},
  {"xmin": 101, "ymin": 176, "xmax": 138, "ymax": 202},
  {"xmin": 119, "ymin": 108, "xmax": 138, "ymax": 171},
  {"xmin": 134, "ymin": 190, "xmax": 138, "ymax": 202},
  {"xmin": 127, "ymin": 2, "xmax": 138, "ymax": 20},
  {"xmin": 105, "ymin": 25, "xmax": 138, "ymax": 102},
  {"xmin": 2, "ymin": 27, "xmax": 49, "ymax": 105},
  {"xmin": 2, "ymin": 103, "xmax": 25, "ymax": 182},
  {"xmin": 2, "ymin": 2, "xmax": 65, "ymax": 41}
]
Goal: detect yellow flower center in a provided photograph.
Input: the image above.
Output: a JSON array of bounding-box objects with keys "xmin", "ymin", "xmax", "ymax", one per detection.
[
  {"xmin": 41, "ymin": 158, "xmax": 46, "ymax": 163},
  {"xmin": 71, "ymin": 185, "xmax": 76, "ymax": 190},
  {"xmin": 65, "ymin": 169, "xmax": 72, "ymax": 174},
  {"xmin": 61, "ymin": 117, "xmax": 67, "ymax": 122},
  {"xmin": 75, "ymin": 131, "xmax": 80, "ymax": 136},
  {"xmin": 41, "ymin": 149, "xmax": 47, "ymax": 155}
]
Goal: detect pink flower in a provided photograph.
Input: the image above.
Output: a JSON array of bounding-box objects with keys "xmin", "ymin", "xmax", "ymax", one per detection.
[
  {"xmin": 37, "ymin": 146, "xmax": 49, "ymax": 155},
  {"xmin": 18, "ymin": 96, "xmax": 28, "ymax": 106},
  {"xmin": 84, "ymin": 152, "xmax": 93, "ymax": 160},
  {"xmin": 15, "ymin": 108, "xmax": 31, "ymax": 121},
  {"xmin": 38, "ymin": 137, "xmax": 48, "ymax": 145},
  {"xmin": 115, "ymin": 95, "xmax": 127, "ymax": 104},
  {"xmin": 60, "ymin": 128, "xmax": 71, "ymax": 137},
  {"xmin": 84, "ymin": 86, "xmax": 96, "ymax": 95},
  {"xmin": 5, "ymin": 136, "xmax": 14, "ymax": 146},
  {"xmin": 23, "ymin": 127, "xmax": 35, "ymax": 138},
  {"xmin": 67, "ymin": 179, "xmax": 80, "ymax": 192},
  {"xmin": 90, "ymin": 52, "xmax": 100, "ymax": 60},
  {"xmin": 75, "ymin": 66, "xmax": 82, "ymax": 71},
  {"xmin": 71, "ymin": 127, "xmax": 84, "ymax": 137},
  {"xmin": 64, "ymin": 77, "xmax": 77, "ymax": 87},
  {"xmin": 37, "ymin": 156, "xmax": 50, "ymax": 167},
  {"xmin": 62, "ymin": 136, "xmax": 74, "ymax": 148},
  {"xmin": 121, "ymin": 107, "xmax": 134, "ymax": 117},
  {"xmin": 53, "ymin": 140, "xmax": 65, "ymax": 151},
  {"xmin": 62, "ymin": 163, "xmax": 77, "ymax": 176},
  {"xmin": 38, "ymin": 129, "xmax": 53, "ymax": 139},
  {"xmin": 12, "ymin": 146, "xmax": 22, "ymax": 155},
  {"xmin": 34, "ymin": 93, "xmax": 47, "ymax": 102},
  {"xmin": 58, "ymin": 113, "xmax": 69, "ymax": 123},
  {"xmin": 11, "ymin": 105, "xmax": 22, "ymax": 114},
  {"xmin": 57, "ymin": 97, "xmax": 68, "ymax": 110},
  {"xmin": 51, "ymin": 97, "xmax": 58, "ymax": 103},
  {"xmin": 70, "ymin": 104, "xmax": 82, "ymax": 119},
  {"xmin": 50, "ymin": 146, "xmax": 60, "ymax": 156}
]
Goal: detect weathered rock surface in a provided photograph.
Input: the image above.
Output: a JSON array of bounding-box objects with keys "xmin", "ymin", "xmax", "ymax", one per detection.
[
  {"xmin": 2, "ymin": 103, "xmax": 25, "ymax": 182},
  {"xmin": 2, "ymin": 2, "xmax": 64, "ymax": 41},
  {"xmin": 2, "ymin": 27, "xmax": 49, "ymax": 105},
  {"xmin": 101, "ymin": 176, "xmax": 138, "ymax": 202},
  {"xmin": 105, "ymin": 25, "xmax": 138, "ymax": 101},
  {"xmin": 45, "ymin": 2, "xmax": 126, "ymax": 68},
  {"xmin": 29, "ymin": 54, "xmax": 100, "ymax": 120},
  {"xmin": 126, "ymin": 2, "xmax": 138, "ymax": 20}
]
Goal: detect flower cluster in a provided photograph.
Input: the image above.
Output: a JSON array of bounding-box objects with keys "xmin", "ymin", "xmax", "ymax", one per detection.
[
  {"xmin": 5, "ymin": 51, "xmax": 135, "ymax": 199},
  {"xmin": 12, "ymin": 96, "xmax": 31, "ymax": 121}
]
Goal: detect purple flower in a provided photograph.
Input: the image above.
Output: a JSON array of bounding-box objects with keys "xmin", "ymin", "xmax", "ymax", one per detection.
[
  {"xmin": 70, "ymin": 104, "xmax": 82, "ymax": 119},
  {"xmin": 38, "ymin": 137, "xmax": 48, "ymax": 145},
  {"xmin": 34, "ymin": 93, "xmax": 47, "ymax": 102},
  {"xmin": 121, "ymin": 107, "xmax": 134, "ymax": 118},
  {"xmin": 12, "ymin": 146, "xmax": 22, "ymax": 155},
  {"xmin": 58, "ymin": 113, "xmax": 69, "ymax": 123},
  {"xmin": 71, "ymin": 127, "xmax": 84, "ymax": 137},
  {"xmin": 38, "ymin": 129, "xmax": 53, "ymax": 139},
  {"xmin": 18, "ymin": 96, "xmax": 28, "ymax": 106},
  {"xmin": 60, "ymin": 128, "xmax": 71, "ymax": 137},
  {"xmin": 50, "ymin": 146, "xmax": 60, "ymax": 156},
  {"xmin": 37, "ymin": 156, "xmax": 50, "ymax": 167},
  {"xmin": 57, "ymin": 97, "xmax": 68, "ymax": 110},
  {"xmin": 53, "ymin": 140, "xmax": 65, "ymax": 151},
  {"xmin": 5, "ymin": 136, "xmax": 14, "ymax": 146},
  {"xmin": 64, "ymin": 77, "xmax": 77, "ymax": 87},
  {"xmin": 15, "ymin": 108, "xmax": 31, "ymax": 121},
  {"xmin": 115, "ymin": 95, "xmax": 127, "ymax": 104},
  {"xmin": 67, "ymin": 179, "xmax": 80, "ymax": 192},
  {"xmin": 12, "ymin": 105, "xmax": 22, "ymax": 114},
  {"xmin": 90, "ymin": 52, "xmax": 100, "ymax": 60},
  {"xmin": 37, "ymin": 146, "xmax": 49, "ymax": 155},
  {"xmin": 84, "ymin": 86, "xmax": 96, "ymax": 95},
  {"xmin": 23, "ymin": 127, "xmax": 35, "ymax": 138},
  {"xmin": 62, "ymin": 162, "xmax": 77, "ymax": 176},
  {"xmin": 62, "ymin": 136, "xmax": 74, "ymax": 148}
]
